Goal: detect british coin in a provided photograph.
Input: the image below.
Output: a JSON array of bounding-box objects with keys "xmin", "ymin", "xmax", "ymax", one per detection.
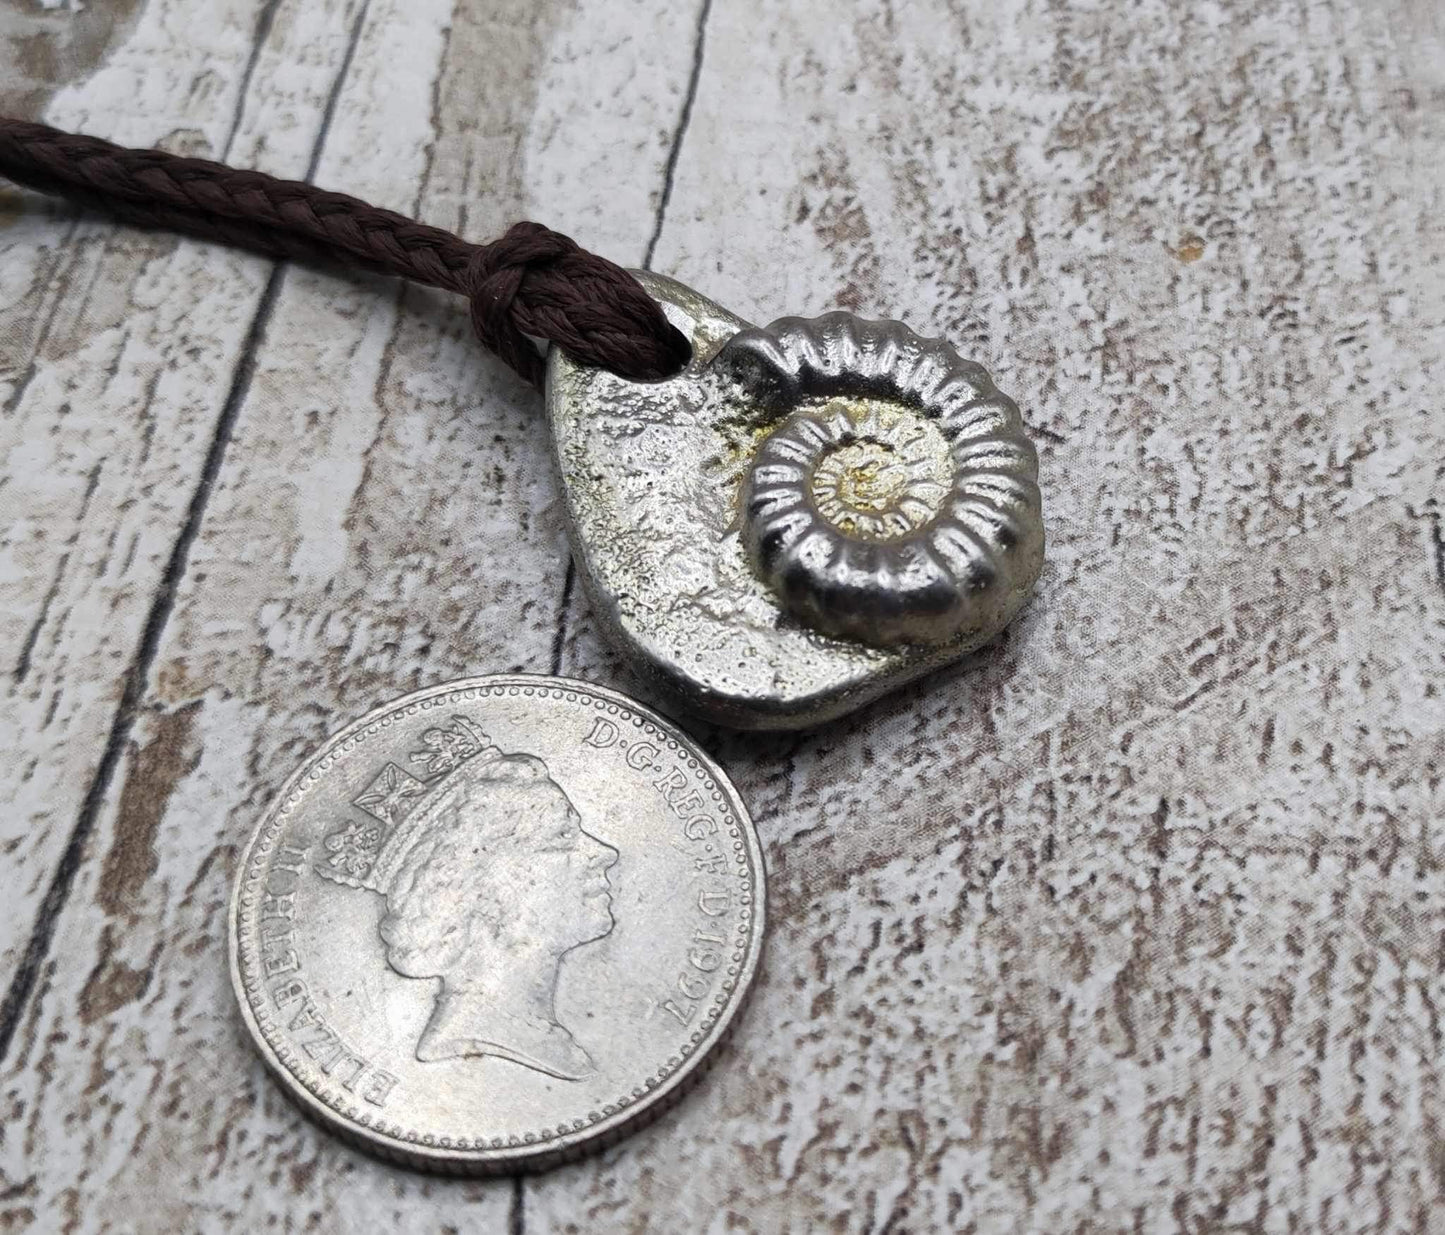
[{"xmin": 229, "ymin": 675, "xmax": 765, "ymax": 1174}]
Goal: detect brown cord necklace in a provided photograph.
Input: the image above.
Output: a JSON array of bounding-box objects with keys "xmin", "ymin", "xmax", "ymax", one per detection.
[
  {"xmin": 0, "ymin": 118, "xmax": 690, "ymax": 389},
  {"xmin": 0, "ymin": 114, "xmax": 1046, "ymax": 730}
]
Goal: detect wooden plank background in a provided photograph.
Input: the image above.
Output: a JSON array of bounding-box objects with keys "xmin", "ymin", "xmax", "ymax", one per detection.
[{"xmin": 2, "ymin": 0, "xmax": 1443, "ymax": 1230}]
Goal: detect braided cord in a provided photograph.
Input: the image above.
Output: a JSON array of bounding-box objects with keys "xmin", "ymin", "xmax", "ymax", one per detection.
[{"xmin": 0, "ymin": 118, "xmax": 691, "ymax": 389}]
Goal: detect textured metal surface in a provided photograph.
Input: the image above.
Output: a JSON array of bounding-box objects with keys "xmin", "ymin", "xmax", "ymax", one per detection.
[
  {"xmin": 230, "ymin": 675, "xmax": 764, "ymax": 1175},
  {"xmin": 725, "ymin": 313, "xmax": 1043, "ymax": 646},
  {"xmin": 546, "ymin": 274, "xmax": 1044, "ymax": 728}
]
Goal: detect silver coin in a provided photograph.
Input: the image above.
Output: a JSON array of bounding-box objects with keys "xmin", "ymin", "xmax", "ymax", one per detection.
[{"xmin": 229, "ymin": 675, "xmax": 765, "ymax": 1174}]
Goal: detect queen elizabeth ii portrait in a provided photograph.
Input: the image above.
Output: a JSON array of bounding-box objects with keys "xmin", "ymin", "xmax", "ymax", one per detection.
[{"xmin": 316, "ymin": 717, "xmax": 619, "ymax": 1080}]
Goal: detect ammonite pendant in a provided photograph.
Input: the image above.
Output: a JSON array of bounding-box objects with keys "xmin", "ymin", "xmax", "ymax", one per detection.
[{"xmin": 546, "ymin": 273, "xmax": 1045, "ymax": 730}]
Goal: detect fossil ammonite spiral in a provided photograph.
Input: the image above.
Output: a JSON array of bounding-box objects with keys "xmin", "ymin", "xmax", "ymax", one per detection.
[{"xmin": 716, "ymin": 313, "xmax": 1045, "ymax": 648}]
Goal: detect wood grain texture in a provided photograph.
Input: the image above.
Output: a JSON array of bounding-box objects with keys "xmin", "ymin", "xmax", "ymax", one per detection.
[
  {"xmin": 0, "ymin": 0, "xmax": 371, "ymax": 1001},
  {"xmin": 2, "ymin": 0, "xmax": 1443, "ymax": 1231}
]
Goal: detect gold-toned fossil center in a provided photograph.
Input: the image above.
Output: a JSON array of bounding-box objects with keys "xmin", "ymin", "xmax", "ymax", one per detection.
[
  {"xmin": 825, "ymin": 443, "xmax": 909, "ymax": 511},
  {"xmin": 807, "ymin": 402, "xmax": 954, "ymax": 541}
]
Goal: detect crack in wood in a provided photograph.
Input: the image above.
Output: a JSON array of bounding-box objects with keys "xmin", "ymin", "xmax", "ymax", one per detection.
[
  {"xmin": 509, "ymin": 1176, "xmax": 526, "ymax": 1235},
  {"xmin": 12, "ymin": 552, "xmax": 68, "ymax": 684},
  {"xmin": 549, "ymin": 557, "xmax": 576, "ymax": 675},
  {"xmin": 642, "ymin": 0, "xmax": 712, "ymax": 271},
  {"xmin": 219, "ymin": 0, "xmax": 286, "ymax": 162},
  {"xmin": 1429, "ymin": 503, "xmax": 1445, "ymax": 597}
]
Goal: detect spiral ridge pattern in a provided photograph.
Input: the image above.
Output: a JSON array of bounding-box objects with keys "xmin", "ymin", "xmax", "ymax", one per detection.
[{"xmin": 720, "ymin": 313, "xmax": 1044, "ymax": 647}]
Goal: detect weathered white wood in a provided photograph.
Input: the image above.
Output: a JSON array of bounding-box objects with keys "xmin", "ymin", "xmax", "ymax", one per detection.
[
  {"xmin": 0, "ymin": 0, "xmax": 376, "ymax": 998},
  {"xmin": 1, "ymin": 0, "xmax": 704, "ymax": 1228},
  {"xmin": 2, "ymin": 0, "xmax": 1444, "ymax": 1230}
]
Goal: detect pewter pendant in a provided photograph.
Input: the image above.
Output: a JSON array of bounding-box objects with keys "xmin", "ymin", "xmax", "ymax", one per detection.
[{"xmin": 547, "ymin": 274, "xmax": 1045, "ymax": 730}]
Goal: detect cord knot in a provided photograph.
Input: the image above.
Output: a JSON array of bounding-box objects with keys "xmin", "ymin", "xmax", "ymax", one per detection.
[{"xmin": 465, "ymin": 222, "xmax": 691, "ymax": 390}]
